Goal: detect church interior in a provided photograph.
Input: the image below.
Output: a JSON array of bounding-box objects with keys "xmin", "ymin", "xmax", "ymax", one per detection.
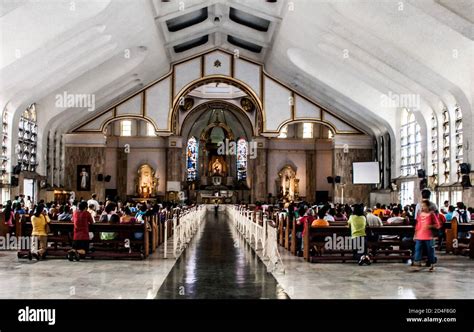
[{"xmin": 0, "ymin": 0, "xmax": 473, "ymax": 317}]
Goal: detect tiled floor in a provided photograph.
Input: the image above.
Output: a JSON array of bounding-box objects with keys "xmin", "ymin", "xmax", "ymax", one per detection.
[{"xmin": 0, "ymin": 211, "xmax": 473, "ymax": 299}]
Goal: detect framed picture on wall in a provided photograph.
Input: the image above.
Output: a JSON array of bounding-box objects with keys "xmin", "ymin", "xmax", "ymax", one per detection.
[{"xmin": 77, "ymin": 165, "xmax": 91, "ymax": 191}]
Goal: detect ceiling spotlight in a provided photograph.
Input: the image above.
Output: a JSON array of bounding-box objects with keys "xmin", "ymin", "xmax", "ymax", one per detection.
[{"xmin": 214, "ymin": 15, "xmax": 221, "ymax": 24}]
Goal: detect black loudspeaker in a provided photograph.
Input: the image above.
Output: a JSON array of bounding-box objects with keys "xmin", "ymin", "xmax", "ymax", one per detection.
[
  {"xmin": 327, "ymin": 176, "xmax": 333, "ymax": 184},
  {"xmin": 459, "ymin": 163, "xmax": 470, "ymax": 174},
  {"xmin": 420, "ymin": 178, "xmax": 428, "ymax": 190},
  {"xmin": 13, "ymin": 165, "xmax": 21, "ymax": 175},
  {"xmin": 10, "ymin": 176, "xmax": 19, "ymax": 187},
  {"xmin": 97, "ymin": 174, "xmax": 104, "ymax": 181},
  {"xmin": 104, "ymin": 175, "xmax": 111, "ymax": 182},
  {"xmin": 461, "ymin": 175, "xmax": 472, "ymax": 188},
  {"xmin": 417, "ymin": 169, "xmax": 426, "ymax": 178},
  {"xmin": 335, "ymin": 176, "xmax": 341, "ymax": 184}
]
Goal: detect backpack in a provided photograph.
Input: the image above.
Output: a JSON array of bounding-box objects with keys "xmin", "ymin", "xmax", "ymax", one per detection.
[{"xmin": 457, "ymin": 209, "xmax": 468, "ymax": 223}]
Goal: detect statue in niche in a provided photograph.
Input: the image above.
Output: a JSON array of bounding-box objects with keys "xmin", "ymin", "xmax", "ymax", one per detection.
[
  {"xmin": 136, "ymin": 164, "xmax": 158, "ymax": 198},
  {"xmin": 277, "ymin": 165, "xmax": 299, "ymax": 201},
  {"xmin": 212, "ymin": 159, "xmax": 222, "ymax": 175}
]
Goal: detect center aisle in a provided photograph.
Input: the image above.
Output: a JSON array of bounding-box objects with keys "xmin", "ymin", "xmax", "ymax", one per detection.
[{"xmin": 155, "ymin": 210, "xmax": 289, "ymax": 299}]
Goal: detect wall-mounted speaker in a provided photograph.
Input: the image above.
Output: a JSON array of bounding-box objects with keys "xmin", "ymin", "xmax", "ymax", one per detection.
[
  {"xmin": 461, "ymin": 175, "xmax": 472, "ymax": 188},
  {"xmin": 13, "ymin": 164, "xmax": 21, "ymax": 175},
  {"xmin": 97, "ymin": 174, "xmax": 104, "ymax": 181},
  {"xmin": 420, "ymin": 178, "xmax": 428, "ymax": 190},
  {"xmin": 10, "ymin": 176, "xmax": 19, "ymax": 187},
  {"xmin": 327, "ymin": 176, "xmax": 333, "ymax": 184},
  {"xmin": 417, "ymin": 169, "xmax": 426, "ymax": 178},
  {"xmin": 104, "ymin": 175, "xmax": 111, "ymax": 182},
  {"xmin": 459, "ymin": 163, "xmax": 470, "ymax": 174},
  {"xmin": 335, "ymin": 176, "xmax": 341, "ymax": 184}
]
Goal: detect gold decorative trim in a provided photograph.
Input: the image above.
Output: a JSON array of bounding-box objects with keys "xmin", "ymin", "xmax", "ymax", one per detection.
[
  {"xmin": 179, "ymin": 100, "xmax": 256, "ymax": 137},
  {"xmin": 170, "ymin": 75, "xmax": 264, "ymax": 134},
  {"xmin": 72, "ymin": 47, "xmax": 366, "ymax": 137}
]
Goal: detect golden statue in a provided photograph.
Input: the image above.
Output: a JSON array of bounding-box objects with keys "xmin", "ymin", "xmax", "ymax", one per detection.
[
  {"xmin": 212, "ymin": 159, "xmax": 222, "ymax": 175},
  {"xmin": 136, "ymin": 164, "xmax": 158, "ymax": 198}
]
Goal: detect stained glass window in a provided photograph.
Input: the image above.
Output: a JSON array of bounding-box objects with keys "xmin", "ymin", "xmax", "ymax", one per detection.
[
  {"xmin": 236, "ymin": 138, "xmax": 248, "ymax": 181},
  {"xmin": 18, "ymin": 104, "xmax": 38, "ymax": 172},
  {"xmin": 186, "ymin": 137, "xmax": 198, "ymax": 181}
]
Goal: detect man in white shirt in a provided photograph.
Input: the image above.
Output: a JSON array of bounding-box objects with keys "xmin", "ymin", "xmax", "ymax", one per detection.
[
  {"xmin": 386, "ymin": 207, "xmax": 405, "ymax": 225},
  {"xmin": 366, "ymin": 208, "xmax": 383, "ymax": 227},
  {"xmin": 87, "ymin": 194, "xmax": 100, "ymax": 211}
]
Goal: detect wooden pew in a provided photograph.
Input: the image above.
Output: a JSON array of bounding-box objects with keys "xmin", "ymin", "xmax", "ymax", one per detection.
[
  {"xmin": 303, "ymin": 225, "xmax": 414, "ymax": 263},
  {"xmin": 17, "ymin": 217, "xmax": 150, "ymax": 260},
  {"xmin": 445, "ymin": 220, "xmax": 474, "ymax": 254}
]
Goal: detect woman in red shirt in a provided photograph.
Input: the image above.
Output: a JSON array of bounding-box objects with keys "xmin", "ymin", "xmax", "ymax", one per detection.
[
  {"xmin": 67, "ymin": 201, "xmax": 93, "ymax": 261},
  {"xmin": 413, "ymin": 200, "xmax": 440, "ymax": 271}
]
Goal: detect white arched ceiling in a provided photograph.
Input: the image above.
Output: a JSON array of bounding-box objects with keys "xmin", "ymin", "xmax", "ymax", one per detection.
[{"xmin": 1, "ymin": 0, "xmax": 472, "ymax": 175}]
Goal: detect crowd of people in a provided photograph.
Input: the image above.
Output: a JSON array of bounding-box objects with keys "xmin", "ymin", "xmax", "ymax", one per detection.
[
  {"xmin": 1, "ymin": 193, "xmax": 183, "ymax": 262},
  {"xmin": 253, "ymin": 189, "xmax": 473, "ymax": 270},
  {"xmin": 2, "ymin": 190, "xmax": 472, "ymax": 270}
]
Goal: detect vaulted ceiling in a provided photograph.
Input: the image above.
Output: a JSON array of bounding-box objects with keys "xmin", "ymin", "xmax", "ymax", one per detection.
[{"xmin": 1, "ymin": 0, "xmax": 472, "ymax": 144}]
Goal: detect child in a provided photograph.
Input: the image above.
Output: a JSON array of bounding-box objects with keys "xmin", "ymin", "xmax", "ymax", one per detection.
[{"xmin": 413, "ymin": 200, "xmax": 440, "ymax": 272}]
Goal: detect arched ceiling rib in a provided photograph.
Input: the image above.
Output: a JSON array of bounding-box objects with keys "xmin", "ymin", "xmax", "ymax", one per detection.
[{"xmin": 0, "ymin": 0, "xmax": 471, "ymax": 148}]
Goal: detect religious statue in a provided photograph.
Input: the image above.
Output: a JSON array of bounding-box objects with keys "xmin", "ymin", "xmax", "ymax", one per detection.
[
  {"xmin": 212, "ymin": 159, "xmax": 222, "ymax": 175},
  {"xmin": 136, "ymin": 164, "xmax": 158, "ymax": 198},
  {"xmin": 277, "ymin": 165, "xmax": 298, "ymax": 201}
]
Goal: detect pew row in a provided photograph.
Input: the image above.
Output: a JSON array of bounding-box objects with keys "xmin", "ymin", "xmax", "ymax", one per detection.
[{"xmin": 303, "ymin": 226, "xmax": 414, "ymax": 263}]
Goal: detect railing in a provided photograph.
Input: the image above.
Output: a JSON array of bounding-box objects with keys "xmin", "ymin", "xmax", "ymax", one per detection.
[
  {"xmin": 226, "ymin": 205, "xmax": 285, "ymax": 273},
  {"xmin": 164, "ymin": 205, "xmax": 205, "ymax": 259}
]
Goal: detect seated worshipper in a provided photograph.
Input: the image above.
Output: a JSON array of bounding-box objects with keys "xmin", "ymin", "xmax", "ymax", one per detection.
[
  {"xmin": 412, "ymin": 200, "xmax": 441, "ymax": 271},
  {"xmin": 14, "ymin": 202, "xmax": 26, "ymax": 215},
  {"xmin": 48, "ymin": 204, "xmax": 59, "ymax": 220},
  {"xmin": 333, "ymin": 207, "xmax": 347, "ymax": 222},
  {"xmin": 440, "ymin": 200, "xmax": 450, "ymax": 214},
  {"xmin": 347, "ymin": 204, "xmax": 370, "ymax": 265},
  {"xmin": 386, "ymin": 207, "xmax": 406, "ymax": 225},
  {"xmin": 324, "ymin": 207, "xmax": 336, "ymax": 222},
  {"xmin": 469, "ymin": 207, "xmax": 474, "ymax": 221},
  {"xmin": 373, "ymin": 203, "xmax": 384, "ymax": 218},
  {"xmin": 120, "ymin": 207, "xmax": 137, "ymax": 224},
  {"xmin": 67, "ymin": 201, "xmax": 93, "ymax": 261},
  {"xmin": 57, "ymin": 206, "xmax": 73, "ymax": 221},
  {"xmin": 30, "ymin": 204, "xmax": 50, "ymax": 260},
  {"xmin": 311, "ymin": 209, "xmax": 330, "ymax": 228},
  {"xmin": 99, "ymin": 203, "xmax": 119, "ymax": 241},
  {"xmin": 132, "ymin": 204, "xmax": 150, "ymax": 240},
  {"xmin": 366, "ymin": 208, "xmax": 383, "ymax": 227},
  {"xmin": 87, "ymin": 204, "xmax": 97, "ymax": 221}
]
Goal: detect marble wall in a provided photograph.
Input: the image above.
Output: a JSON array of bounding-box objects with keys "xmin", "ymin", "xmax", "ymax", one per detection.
[{"xmin": 64, "ymin": 146, "xmax": 106, "ymax": 201}]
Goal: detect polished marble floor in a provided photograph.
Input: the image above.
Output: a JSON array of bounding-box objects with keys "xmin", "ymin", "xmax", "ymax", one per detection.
[
  {"xmin": 0, "ymin": 210, "xmax": 473, "ymax": 299},
  {"xmin": 155, "ymin": 211, "xmax": 288, "ymax": 299}
]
